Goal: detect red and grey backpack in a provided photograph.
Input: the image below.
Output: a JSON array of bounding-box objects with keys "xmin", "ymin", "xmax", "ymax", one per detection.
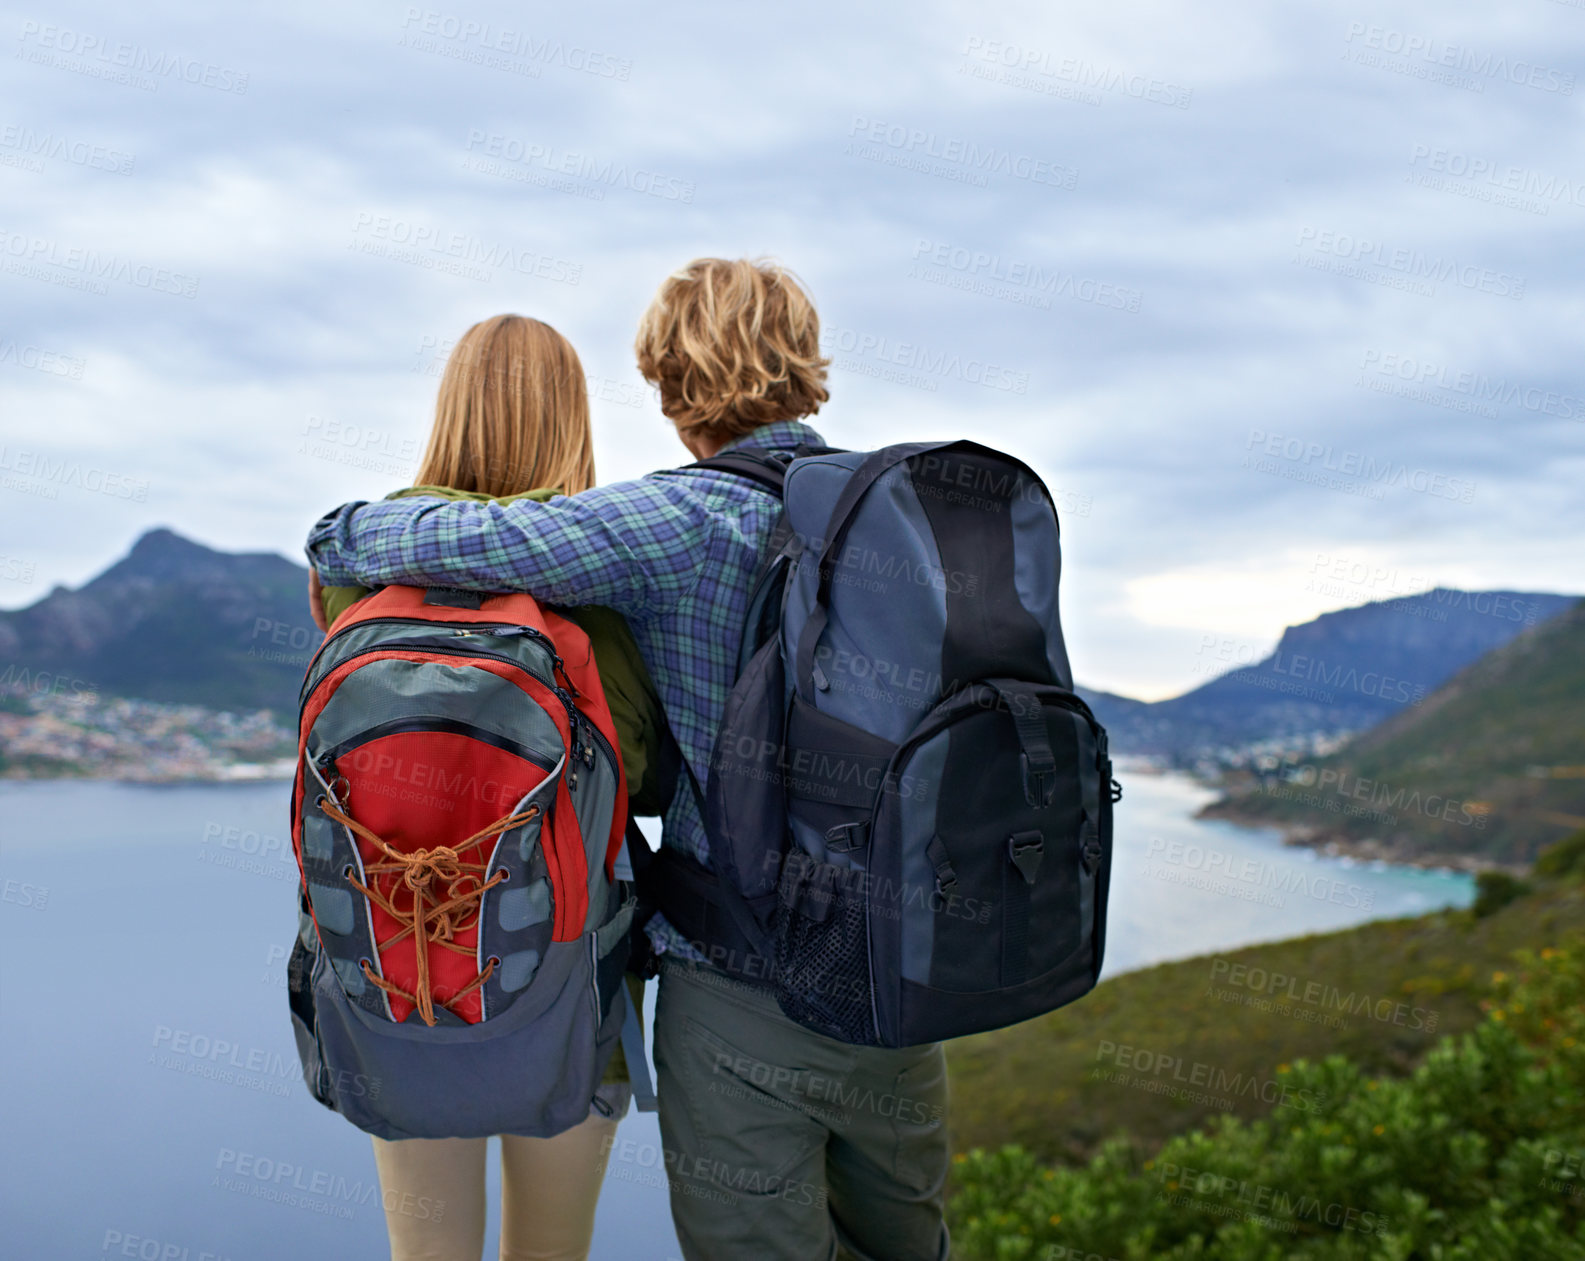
[{"xmin": 286, "ymin": 584, "xmax": 641, "ymax": 1139}]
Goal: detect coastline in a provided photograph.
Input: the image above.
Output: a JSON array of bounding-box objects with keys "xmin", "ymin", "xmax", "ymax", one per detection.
[
  {"xmin": 1197, "ymin": 799, "xmax": 1525, "ymax": 875},
  {"xmin": 0, "ymin": 761, "xmax": 295, "ymax": 786}
]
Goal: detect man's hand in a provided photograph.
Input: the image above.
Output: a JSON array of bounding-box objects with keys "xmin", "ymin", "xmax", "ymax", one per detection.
[{"xmin": 308, "ymin": 568, "xmax": 328, "ymax": 632}]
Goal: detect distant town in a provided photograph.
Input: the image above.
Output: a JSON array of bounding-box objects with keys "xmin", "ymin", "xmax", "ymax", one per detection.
[
  {"xmin": 0, "ymin": 674, "xmax": 1352, "ymax": 787},
  {"xmin": 1130, "ymin": 730, "xmax": 1354, "ymax": 781},
  {"xmin": 0, "ymin": 686, "xmax": 295, "ymax": 781}
]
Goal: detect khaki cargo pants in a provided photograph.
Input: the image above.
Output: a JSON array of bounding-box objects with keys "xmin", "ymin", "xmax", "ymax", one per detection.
[{"xmin": 653, "ymin": 957, "xmax": 951, "ymax": 1261}]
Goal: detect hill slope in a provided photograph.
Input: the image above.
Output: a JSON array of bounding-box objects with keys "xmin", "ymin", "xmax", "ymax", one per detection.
[
  {"xmin": 945, "ymin": 859, "xmax": 1585, "ymax": 1165},
  {"xmin": 1201, "ymin": 600, "xmax": 1585, "ymax": 866},
  {"xmin": 0, "ymin": 529, "xmax": 313, "ymax": 714}
]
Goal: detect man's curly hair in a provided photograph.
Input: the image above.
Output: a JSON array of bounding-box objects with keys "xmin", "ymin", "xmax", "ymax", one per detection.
[{"xmin": 634, "ymin": 257, "xmax": 830, "ymax": 445}]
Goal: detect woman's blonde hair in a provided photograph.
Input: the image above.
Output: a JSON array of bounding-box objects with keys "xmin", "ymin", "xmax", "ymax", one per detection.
[
  {"xmin": 414, "ymin": 314, "xmax": 595, "ymax": 497},
  {"xmin": 634, "ymin": 258, "xmax": 830, "ymax": 446}
]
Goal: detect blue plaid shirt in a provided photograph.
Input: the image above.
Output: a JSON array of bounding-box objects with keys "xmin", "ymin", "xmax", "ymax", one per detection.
[{"xmin": 305, "ymin": 418, "xmax": 827, "ymax": 958}]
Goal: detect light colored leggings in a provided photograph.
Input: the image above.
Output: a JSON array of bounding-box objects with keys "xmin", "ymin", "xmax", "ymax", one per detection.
[{"xmin": 371, "ymin": 1103, "xmax": 623, "ymax": 1261}]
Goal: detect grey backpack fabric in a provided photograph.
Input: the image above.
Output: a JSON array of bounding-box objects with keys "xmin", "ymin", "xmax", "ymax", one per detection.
[{"xmin": 687, "ymin": 439, "xmax": 1117, "ymax": 1047}]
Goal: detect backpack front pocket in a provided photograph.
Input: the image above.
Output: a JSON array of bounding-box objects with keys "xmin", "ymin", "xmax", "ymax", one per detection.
[{"xmin": 866, "ymin": 681, "xmax": 1108, "ymax": 1045}]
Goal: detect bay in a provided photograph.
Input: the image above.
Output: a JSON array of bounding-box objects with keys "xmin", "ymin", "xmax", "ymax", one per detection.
[{"xmin": 0, "ymin": 774, "xmax": 1471, "ymax": 1259}]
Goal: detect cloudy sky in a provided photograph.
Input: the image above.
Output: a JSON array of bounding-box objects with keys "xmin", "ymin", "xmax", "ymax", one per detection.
[{"xmin": 2, "ymin": 0, "xmax": 1581, "ymax": 699}]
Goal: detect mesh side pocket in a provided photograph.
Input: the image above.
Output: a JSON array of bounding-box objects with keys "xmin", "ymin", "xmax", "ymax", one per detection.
[{"xmin": 772, "ymin": 853, "xmax": 877, "ymax": 1045}]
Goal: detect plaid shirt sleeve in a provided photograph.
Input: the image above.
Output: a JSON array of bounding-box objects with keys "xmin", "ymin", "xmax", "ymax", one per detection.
[{"xmin": 304, "ymin": 478, "xmax": 716, "ymax": 620}]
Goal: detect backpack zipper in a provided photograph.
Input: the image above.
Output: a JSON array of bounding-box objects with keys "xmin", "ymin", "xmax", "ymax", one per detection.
[
  {"xmin": 303, "ymin": 632, "xmax": 561, "ymax": 708},
  {"xmin": 310, "ymin": 614, "xmax": 522, "ymax": 667},
  {"xmin": 869, "ymin": 683, "xmax": 1104, "ymax": 828},
  {"xmin": 302, "ymin": 617, "xmax": 556, "ymax": 703},
  {"xmin": 554, "ymin": 682, "xmax": 620, "ymax": 802},
  {"xmin": 454, "ymin": 625, "xmax": 579, "ymax": 698},
  {"xmin": 312, "ymin": 619, "xmax": 613, "ymax": 786},
  {"xmin": 887, "ymin": 683, "xmax": 1100, "ymax": 771},
  {"xmin": 317, "ymin": 715, "xmax": 561, "ymax": 775}
]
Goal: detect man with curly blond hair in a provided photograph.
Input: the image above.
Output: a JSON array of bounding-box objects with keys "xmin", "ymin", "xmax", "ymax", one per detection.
[{"xmin": 307, "ymin": 258, "xmax": 951, "ymax": 1260}]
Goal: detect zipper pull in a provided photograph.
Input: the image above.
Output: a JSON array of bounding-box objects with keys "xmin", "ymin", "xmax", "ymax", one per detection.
[{"xmin": 449, "ymin": 625, "xmax": 541, "ymax": 639}]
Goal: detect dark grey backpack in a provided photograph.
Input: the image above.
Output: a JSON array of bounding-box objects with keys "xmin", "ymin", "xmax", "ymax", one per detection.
[{"xmin": 646, "ymin": 440, "xmax": 1118, "ymax": 1047}]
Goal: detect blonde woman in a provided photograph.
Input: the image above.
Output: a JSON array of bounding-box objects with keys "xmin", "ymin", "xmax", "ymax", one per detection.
[{"xmin": 309, "ymin": 314, "xmax": 662, "ymax": 1261}]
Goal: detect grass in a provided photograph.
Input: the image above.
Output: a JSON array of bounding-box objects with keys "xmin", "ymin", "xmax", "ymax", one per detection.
[{"xmin": 945, "ymin": 875, "xmax": 1585, "ymax": 1166}]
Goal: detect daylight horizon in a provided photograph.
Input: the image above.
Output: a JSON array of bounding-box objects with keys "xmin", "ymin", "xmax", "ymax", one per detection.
[{"xmin": 3, "ymin": 0, "xmax": 1582, "ymax": 703}]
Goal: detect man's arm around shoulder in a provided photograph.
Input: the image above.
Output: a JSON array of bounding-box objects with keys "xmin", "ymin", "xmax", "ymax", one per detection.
[{"xmin": 304, "ymin": 477, "xmax": 714, "ymax": 619}]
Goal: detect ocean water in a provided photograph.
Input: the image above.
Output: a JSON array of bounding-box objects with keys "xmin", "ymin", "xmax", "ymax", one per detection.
[
  {"xmin": 1098, "ymin": 769, "xmax": 1474, "ymax": 976},
  {"xmin": 0, "ymin": 775, "xmax": 1471, "ymax": 1260}
]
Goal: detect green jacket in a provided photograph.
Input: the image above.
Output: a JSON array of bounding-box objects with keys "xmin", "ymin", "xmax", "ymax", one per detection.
[{"xmin": 318, "ymin": 484, "xmax": 659, "ymax": 1083}]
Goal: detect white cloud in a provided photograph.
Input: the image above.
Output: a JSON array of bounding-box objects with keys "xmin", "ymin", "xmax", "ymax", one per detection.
[{"xmin": 2, "ymin": 0, "xmax": 1582, "ymax": 702}]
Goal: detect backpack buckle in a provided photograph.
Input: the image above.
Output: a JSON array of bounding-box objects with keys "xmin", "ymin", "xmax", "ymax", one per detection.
[
  {"xmin": 1020, "ymin": 753, "xmax": 1057, "ymax": 808},
  {"xmin": 824, "ymin": 821, "xmax": 869, "ymax": 853},
  {"xmin": 1080, "ymin": 812, "xmax": 1104, "ymax": 874},
  {"xmin": 926, "ymin": 834, "xmax": 958, "ymax": 897},
  {"xmin": 1007, "ymin": 831, "xmax": 1044, "ymax": 885}
]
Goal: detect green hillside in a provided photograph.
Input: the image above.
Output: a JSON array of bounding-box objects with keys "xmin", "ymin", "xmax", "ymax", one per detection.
[
  {"xmin": 944, "ymin": 836, "xmax": 1585, "ymax": 1257},
  {"xmin": 1200, "ymin": 600, "xmax": 1585, "ymax": 867},
  {"xmin": 945, "ymin": 843, "xmax": 1585, "ymax": 1166},
  {"xmin": 950, "ymin": 944, "xmax": 1584, "ymax": 1258}
]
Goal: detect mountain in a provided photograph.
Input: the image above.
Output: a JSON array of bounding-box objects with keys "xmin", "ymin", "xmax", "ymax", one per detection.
[
  {"xmin": 1200, "ymin": 599, "xmax": 1585, "ymax": 866},
  {"xmin": 0, "ymin": 528, "xmax": 314, "ymax": 714},
  {"xmin": 1073, "ymin": 686, "xmax": 1149, "ymax": 736},
  {"xmin": 1088, "ymin": 588, "xmax": 1579, "ymax": 760},
  {"xmin": 3, "ymin": 530, "xmax": 1577, "ymax": 779}
]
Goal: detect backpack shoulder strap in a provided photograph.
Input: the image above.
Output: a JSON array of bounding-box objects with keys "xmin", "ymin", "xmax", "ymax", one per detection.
[
  {"xmin": 682, "ymin": 449, "xmax": 789, "ymax": 496},
  {"xmin": 637, "ymin": 441, "xmax": 853, "ymax": 967},
  {"xmin": 682, "ymin": 443, "xmax": 848, "ymax": 497},
  {"xmin": 635, "ymin": 717, "xmax": 778, "ymax": 965}
]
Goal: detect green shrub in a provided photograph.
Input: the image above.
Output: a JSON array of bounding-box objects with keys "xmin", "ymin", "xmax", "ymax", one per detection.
[
  {"xmin": 1535, "ymin": 829, "xmax": 1585, "ymax": 881},
  {"xmin": 949, "ymin": 949, "xmax": 1585, "ymax": 1259},
  {"xmin": 1472, "ymin": 870, "xmax": 1532, "ymax": 918}
]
